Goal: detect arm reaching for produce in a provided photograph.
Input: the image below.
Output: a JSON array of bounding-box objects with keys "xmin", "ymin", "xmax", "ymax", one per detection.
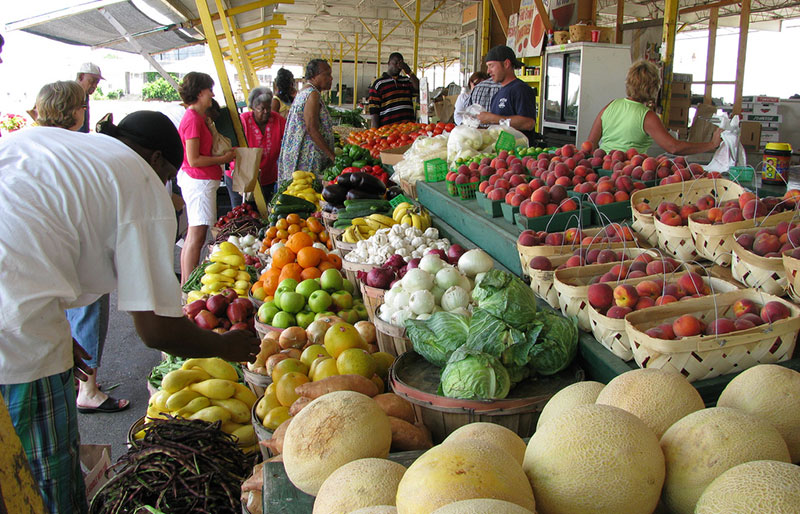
[
  {"xmin": 643, "ymin": 111, "xmax": 722, "ymax": 155},
  {"xmin": 475, "ymin": 111, "xmax": 535, "ymax": 132},
  {"xmin": 131, "ymin": 311, "xmax": 260, "ymax": 363}
]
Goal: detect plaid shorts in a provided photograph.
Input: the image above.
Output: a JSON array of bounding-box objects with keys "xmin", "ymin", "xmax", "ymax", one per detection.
[{"xmin": 1, "ymin": 370, "xmax": 88, "ymax": 514}]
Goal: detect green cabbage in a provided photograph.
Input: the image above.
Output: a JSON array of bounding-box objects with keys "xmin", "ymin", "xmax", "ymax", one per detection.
[
  {"xmin": 528, "ymin": 311, "xmax": 579, "ymax": 376},
  {"xmin": 472, "ymin": 270, "xmax": 538, "ymax": 331},
  {"xmin": 405, "ymin": 311, "xmax": 470, "ymax": 367},
  {"xmin": 441, "ymin": 347, "xmax": 511, "ymax": 400}
]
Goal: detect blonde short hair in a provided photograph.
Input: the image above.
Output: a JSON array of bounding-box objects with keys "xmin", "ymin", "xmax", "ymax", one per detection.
[
  {"xmin": 36, "ymin": 81, "xmax": 86, "ymax": 129},
  {"xmin": 626, "ymin": 60, "xmax": 661, "ymax": 104}
]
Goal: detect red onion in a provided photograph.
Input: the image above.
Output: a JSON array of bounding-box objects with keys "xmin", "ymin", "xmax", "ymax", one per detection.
[
  {"xmin": 446, "ymin": 244, "xmax": 467, "ymax": 265},
  {"xmin": 426, "ymin": 248, "xmax": 448, "ymax": 261},
  {"xmin": 366, "ymin": 267, "xmax": 396, "ymax": 289},
  {"xmin": 406, "ymin": 258, "xmax": 421, "ymax": 270}
]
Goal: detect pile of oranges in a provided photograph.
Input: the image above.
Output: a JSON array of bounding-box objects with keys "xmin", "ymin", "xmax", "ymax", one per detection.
[
  {"xmin": 251, "ymin": 231, "xmax": 343, "ymax": 300},
  {"xmin": 259, "ymin": 214, "xmax": 332, "ymax": 254}
]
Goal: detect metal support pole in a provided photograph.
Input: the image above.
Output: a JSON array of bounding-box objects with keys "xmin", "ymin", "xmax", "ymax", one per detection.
[
  {"xmin": 214, "ymin": 0, "xmax": 250, "ymax": 98},
  {"xmin": 659, "ymin": 0, "xmax": 679, "ymax": 126},
  {"xmin": 704, "ymin": 7, "xmax": 718, "ymax": 105},
  {"xmin": 615, "ymin": 0, "xmax": 624, "ymax": 44},
  {"xmin": 481, "ymin": 0, "xmax": 490, "ymax": 55},
  {"xmin": 354, "ymin": 33, "xmax": 359, "ymax": 109},
  {"xmin": 393, "ymin": 0, "xmax": 446, "ymax": 74},
  {"xmin": 339, "ymin": 42, "xmax": 344, "ymax": 107},
  {"xmin": 733, "ymin": 0, "xmax": 750, "ymax": 116}
]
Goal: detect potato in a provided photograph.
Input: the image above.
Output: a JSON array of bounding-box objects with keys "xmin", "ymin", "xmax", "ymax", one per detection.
[
  {"xmin": 389, "ymin": 416, "xmax": 432, "ymax": 452},
  {"xmin": 373, "ymin": 393, "xmax": 415, "ymax": 423},
  {"xmin": 294, "ymin": 374, "xmax": 378, "ymax": 399}
]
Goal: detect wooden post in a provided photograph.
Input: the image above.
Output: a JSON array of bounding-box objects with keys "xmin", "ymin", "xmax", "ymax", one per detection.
[
  {"xmin": 489, "ymin": 0, "xmax": 509, "ymax": 36},
  {"xmin": 704, "ymin": 7, "xmax": 719, "ymax": 105},
  {"xmin": 732, "ymin": 0, "xmax": 750, "ymax": 116},
  {"xmin": 481, "ymin": 0, "xmax": 491, "ymax": 55},
  {"xmin": 339, "ymin": 42, "xmax": 344, "ymax": 107},
  {"xmin": 354, "ymin": 33, "xmax": 359, "ymax": 109},
  {"xmin": 660, "ymin": 0, "xmax": 679, "ymax": 126},
  {"xmin": 615, "ymin": 0, "xmax": 624, "ymax": 44}
]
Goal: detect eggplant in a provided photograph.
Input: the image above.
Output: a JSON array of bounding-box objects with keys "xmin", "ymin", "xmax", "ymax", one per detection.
[
  {"xmin": 322, "ymin": 184, "xmax": 347, "ymax": 206},
  {"xmin": 336, "ymin": 173, "xmax": 354, "ymax": 188},
  {"xmin": 347, "ymin": 172, "xmax": 387, "ymax": 195},
  {"xmin": 346, "ymin": 189, "xmax": 384, "ymax": 201},
  {"xmin": 385, "ymin": 185, "xmax": 403, "ymax": 200}
]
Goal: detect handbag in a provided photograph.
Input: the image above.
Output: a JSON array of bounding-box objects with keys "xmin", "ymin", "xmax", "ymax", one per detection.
[
  {"xmin": 209, "ymin": 121, "xmax": 233, "ymax": 156},
  {"xmin": 232, "ymin": 147, "xmax": 263, "ymax": 193}
]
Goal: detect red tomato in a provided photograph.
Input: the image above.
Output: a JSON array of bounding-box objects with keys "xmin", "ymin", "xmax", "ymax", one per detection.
[{"xmin": 445, "ymin": 123, "xmax": 455, "ymax": 132}]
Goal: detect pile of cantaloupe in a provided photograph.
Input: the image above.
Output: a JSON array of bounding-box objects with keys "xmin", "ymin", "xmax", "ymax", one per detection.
[
  {"xmin": 145, "ymin": 357, "xmax": 257, "ymax": 452},
  {"xmin": 274, "ymin": 364, "xmax": 799, "ymax": 514}
]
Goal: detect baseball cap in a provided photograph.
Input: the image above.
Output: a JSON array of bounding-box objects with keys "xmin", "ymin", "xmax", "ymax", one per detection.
[
  {"xmin": 116, "ymin": 111, "xmax": 184, "ymax": 170},
  {"xmin": 78, "ymin": 62, "xmax": 104, "ymax": 79},
  {"xmin": 485, "ymin": 45, "xmax": 523, "ymax": 69}
]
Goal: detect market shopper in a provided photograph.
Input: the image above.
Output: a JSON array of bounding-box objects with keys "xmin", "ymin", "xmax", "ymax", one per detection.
[
  {"xmin": 75, "ymin": 62, "xmax": 103, "ymax": 133},
  {"xmin": 587, "ymin": 60, "xmax": 722, "ymax": 155},
  {"xmin": 368, "ymin": 52, "xmax": 420, "ymax": 128},
  {"xmin": 0, "ymin": 111, "xmax": 260, "ymax": 513},
  {"xmin": 177, "ymin": 72, "xmax": 236, "ymax": 284},
  {"xmin": 475, "ymin": 45, "xmax": 539, "ymax": 145},
  {"xmin": 234, "ymin": 86, "xmax": 286, "ymax": 205},
  {"xmin": 34, "ymin": 80, "xmax": 129, "ymax": 414},
  {"xmin": 454, "ymin": 71, "xmax": 489, "ymax": 124},
  {"xmin": 277, "ymin": 58, "xmax": 336, "ymax": 183},
  {"xmin": 272, "ymin": 67, "xmax": 296, "ymax": 118}
]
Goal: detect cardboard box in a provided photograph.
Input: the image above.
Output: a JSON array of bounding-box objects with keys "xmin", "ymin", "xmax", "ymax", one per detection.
[
  {"xmin": 743, "ymin": 113, "xmax": 782, "ymax": 123},
  {"xmin": 740, "ymin": 121, "xmax": 762, "ymax": 151},
  {"xmin": 750, "ymin": 102, "xmax": 779, "ymax": 116},
  {"xmin": 671, "ymin": 82, "xmax": 691, "ymax": 95},
  {"xmin": 379, "ymin": 144, "xmax": 412, "ymax": 166},
  {"xmin": 669, "ymin": 105, "xmax": 689, "ymax": 123},
  {"xmin": 433, "ymin": 96, "xmax": 455, "ymax": 124},
  {"xmin": 670, "ymin": 96, "xmax": 691, "ymax": 107},
  {"xmin": 81, "ymin": 444, "xmax": 111, "ymax": 500},
  {"xmin": 673, "ymin": 73, "xmax": 693, "ymax": 83},
  {"xmin": 742, "ymin": 95, "xmax": 779, "ymax": 103}
]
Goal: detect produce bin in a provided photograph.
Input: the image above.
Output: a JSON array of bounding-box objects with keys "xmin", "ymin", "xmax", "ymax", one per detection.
[
  {"xmin": 476, "ymin": 192, "xmax": 503, "ymax": 218},
  {"xmin": 359, "ymin": 283, "xmax": 386, "ymax": 323},
  {"xmin": 332, "ymin": 232, "xmax": 356, "ymax": 255},
  {"xmin": 251, "ymin": 396, "xmax": 272, "ymax": 462},
  {"xmin": 341, "ymin": 257, "xmax": 373, "ymax": 290},
  {"xmin": 242, "ymin": 366, "xmax": 272, "ymax": 398},
  {"xmin": 389, "ymin": 351, "xmax": 584, "ymax": 443},
  {"xmin": 501, "ymin": 202, "xmax": 519, "ymax": 224},
  {"xmin": 598, "ymin": 169, "xmax": 657, "ymax": 188},
  {"xmin": 254, "ymin": 320, "xmax": 282, "ymax": 341},
  {"xmin": 730, "ymin": 226, "xmax": 788, "ymax": 295},
  {"xmin": 783, "ymin": 252, "xmax": 800, "ymax": 303},
  {"xmin": 515, "ymin": 207, "xmax": 590, "ymax": 232},
  {"xmin": 373, "ymin": 306, "xmax": 411, "ymax": 357}
]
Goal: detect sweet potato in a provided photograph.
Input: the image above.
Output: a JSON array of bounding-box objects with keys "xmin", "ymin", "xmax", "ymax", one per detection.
[
  {"xmin": 389, "ymin": 416, "xmax": 433, "ymax": 452},
  {"xmin": 241, "ymin": 462, "xmax": 265, "ymax": 493},
  {"xmin": 289, "ymin": 396, "xmax": 312, "ymax": 416},
  {"xmin": 374, "ymin": 393, "xmax": 416, "ymax": 423},
  {"xmin": 294, "ymin": 374, "xmax": 378, "ymax": 399},
  {"xmin": 266, "ymin": 454, "xmax": 283, "ymax": 463},
  {"xmin": 260, "ymin": 417, "xmax": 291, "ymax": 455}
]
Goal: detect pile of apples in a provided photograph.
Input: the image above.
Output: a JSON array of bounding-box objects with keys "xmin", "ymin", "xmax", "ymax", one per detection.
[
  {"xmin": 529, "ymin": 248, "xmax": 643, "ymax": 272},
  {"xmin": 736, "ymin": 221, "xmax": 800, "ymax": 258},
  {"xmin": 517, "ymin": 224, "xmax": 637, "ymax": 247},
  {"xmin": 644, "ymin": 298, "xmax": 791, "ymax": 339},
  {"xmin": 183, "ymin": 289, "xmax": 256, "ymax": 334}
]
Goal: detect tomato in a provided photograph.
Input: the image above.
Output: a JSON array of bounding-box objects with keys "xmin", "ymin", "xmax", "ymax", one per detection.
[{"xmin": 445, "ymin": 123, "xmax": 455, "ymax": 132}]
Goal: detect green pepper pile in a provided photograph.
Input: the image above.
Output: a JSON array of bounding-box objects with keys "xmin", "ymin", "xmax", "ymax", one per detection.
[{"xmin": 323, "ymin": 144, "xmax": 381, "ymax": 181}]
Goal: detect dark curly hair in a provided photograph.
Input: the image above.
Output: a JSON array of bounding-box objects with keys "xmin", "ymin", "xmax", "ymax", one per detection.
[
  {"xmin": 178, "ymin": 71, "xmax": 214, "ymax": 105},
  {"xmin": 274, "ymin": 68, "xmax": 295, "ymax": 105},
  {"xmin": 305, "ymin": 59, "xmax": 329, "ymax": 80}
]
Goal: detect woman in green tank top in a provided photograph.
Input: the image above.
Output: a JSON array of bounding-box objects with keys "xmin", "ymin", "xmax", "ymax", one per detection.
[{"xmin": 587, "ymin": 60, "xmax": 721, "ymax": 156}]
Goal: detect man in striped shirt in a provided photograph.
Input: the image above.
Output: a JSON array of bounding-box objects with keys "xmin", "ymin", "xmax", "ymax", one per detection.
[{"xmin": 368, "ymin": 52, "xmax": 419, "ymax": 128}]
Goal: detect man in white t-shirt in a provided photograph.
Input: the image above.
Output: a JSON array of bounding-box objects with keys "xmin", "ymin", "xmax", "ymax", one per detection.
[{"xmin": 0, "ymin": 111, "xmax": 260, "ymax": 513}]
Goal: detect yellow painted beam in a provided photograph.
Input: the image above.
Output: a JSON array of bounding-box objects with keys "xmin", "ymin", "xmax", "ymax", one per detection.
[
  {"xmin": 394, "ymin": 0, "xmax": 446, "ymax": 74},
  {"xmin": 233, "ymin": 14, "xmax": 285, "ymax": 36},
  {"xmin": 220, "ymin": 29, "xmax": 280, "ymax": 53},
  {"xmin": 215, "ymin": 0, "xmax": 249, "ymax": 98},
  {"xmin": 733, "ymin": 0, "xmax": 750, "ymax": 116},
  {"xmin": 660, "ymin": 0, "xmax": 678, "ymax": 125},
  {"xmin": 481, "ymin": 0, "xmax": 490, "ymax": 56},
  {"xmin": 226, "ymin": 0, "xmax": 288, "ymax": 17},
  {"xmin": 0, "ymin": 392, "xmax": 46, "ymax": 513},
  {"xmin": 245, "ymin": 41, "xmax": 278, "ymax": 55},
  {"xmin": 248, "ymin": 48, "xmax": 277, "ymax": 60},
  {"xmin": 704, "ymin": 7, "xmax": 719, "ymax": 104}
]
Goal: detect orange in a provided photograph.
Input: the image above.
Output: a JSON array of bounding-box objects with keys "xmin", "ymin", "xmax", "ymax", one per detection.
[
  {"xmin": 262, "ymin": 274, "xmax": 281, "ymax": 296},
  {"xmin": 318, "ymin": 260, "xmax": 335, "ymax": 272},
  {"xmin": 276, "ymin": 229, "xmax": 289, "ymax": 240},
  {"xmin": 308, "ymin": 232, "xmax": 318, "ymax": 242},
  {"xmin": 300, "ymin": 266, "xmax": 322, "ymax": 280},
  {"xmin": 298, "ymin": 219, "xmax": 307, "ymax": 228},
  {"xmin": 270, "ymin": 237, "xmax": 282, "ymax": 247},
  {"xmin": 275, "ymin": 218, "xmax": 288, "ymax": 230},
  {"xmin": 271, "ymin": 246, "xmax": 296, "ymax": 269},
  {"xmin": 318, "ymin": 231, "xmax": 329, "ymax": 243},
  {"xmin": 275, "ymin": 372, "xmax": 310, "ymax": 407},
  {"xmin": 286, "ymin": 232, "xmax": 313, "ymax": 253},
  {"xmin": 287, "ymin": 223, "xmax": 301, "ymax": 235},
  {"xmin": 266, "ymin": 226, "xmax": 278, "ymax": 239},
  {"xmin": 307, "ymin": 217, "xmax": 323, "ymax": 233},
  {"xmin": 326, "ymin": 253, "xmax": 342, "ymax": 270},
  {"xmin": 297, "ymin": 246, "xmax": 323, "ymax": 269},
  {"xmin": 286, "ymin": 213, "xmax": 301, "ymax": 225},
  {"xmin": 279, "ymin": 263, "xmax": 303, "ymax": 283},
  {"xmin": 326, "ymin": 239, "xmax": 333, "ymax": 251}
]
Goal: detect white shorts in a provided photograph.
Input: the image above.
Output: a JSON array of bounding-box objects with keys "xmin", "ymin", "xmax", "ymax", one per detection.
[{"xmin": 177, "ymin": 170, "xmax": 218, "ymax": 227}]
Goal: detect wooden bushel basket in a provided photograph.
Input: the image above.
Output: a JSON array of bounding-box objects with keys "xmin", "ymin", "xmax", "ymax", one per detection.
[
  {"xmin": 333, "ymin": 232, "xmax": 356, "ymax": 255},
  {"xmin": 653, "ymin": 216, "xmax": 699, "ymax": 262},
  {"xmin": 251, "ymin": 396, "xmax": 272, "ymax": 461},
  {"xmin": 397, "ymin": 178, "xmax": 418, "ymax": 200},
  {"xmin": 625, "ymin": 289, "xmax": 800, "ymax": 382},
  {"xmin": 730, "ymin": 227, "xmax": 788, "ymax": 296},
  {"xmin": 254, "ymin": 319, "xmax": 283, "ymax": 341},
  {"xmin": 587, "ymin": 271, "xmax": 740, "ymax": 361},
  {"xmin": 689, "ymin": 209, "xmax": 795, "ymax": 267},
  {"xmin": 242, "ymin": 366, "xmax": 272, "ymax": 398},
  {"xmin": 782, "ymin": 252, "xmax": 800, "ymax": 303},
  {"xmin": 630, "ymin": 178, "xmax": 744, "ymax": 248},
  {"xmin": 359, "ymin": 283, "xmax": 386, "ymax": 322},
  {"xmin": 373, "ymin": 306, "xmax": 412, "ymax": 357},
  {"xmin": 341, "ymin": 255, "xmax": 373, "ymax": 290},
  {"xmin": 321, "ymin": 209, "xmax": 338, "ymax": 231}
]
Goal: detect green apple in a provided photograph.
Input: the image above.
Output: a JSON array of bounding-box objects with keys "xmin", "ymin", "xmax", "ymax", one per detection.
[
  {"xmin": 341, "ymin": 278, "xmax": 355, "ymax": 294},
  {"xmin": 276, "ymin": 278, "xmax": 298, "ymax": 292},
  {"xmin": 257, "ymin": 303, "xmax": 279, "ymax": 324},
  {"xmin": 271, "ymin": 311, "xmax": 296, "ymax": 329},
  {"xmin": 353, "ymin": 302, "xmax": 368, "ymax": 320},
  {"xmin": 296, "ymin": 279, "xmax": 321, "ymax": 300},
  {"xmin": 308, "ymin": 289, "xmax": 332, "ymax": 313},
  {"xmin": 296, "ymin": 310, "xmax": 316, "ymax": 329},
  {"xmin": 331, "ymin": 291, "xmax": 354, "ymax": 311},
  {"xmin": 273, "ymin": 291, "xmax": 283, "ymax": 310},
  {"xmin": 337, "ymin": 308, "xmax": 359, "ymax": 324},
  {"xmin": 314, "ymin": 311, "xmax": 336, "ymax": 320},
  {"xmin": 320, "ymin": 268, "xmax": 344, "ymax": 292},
  {"xmin": 279, "ymin": 292, "xmax": 306, "ymax": 314}
]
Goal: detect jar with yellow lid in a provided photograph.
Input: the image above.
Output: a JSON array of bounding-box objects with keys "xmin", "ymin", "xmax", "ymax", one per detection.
[{"xmin": 762, "ymin": 142, "xmax": 792, "ymax": 185}]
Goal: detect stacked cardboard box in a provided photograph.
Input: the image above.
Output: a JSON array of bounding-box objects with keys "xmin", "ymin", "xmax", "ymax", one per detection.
[
  {"xmin": 738, "ymin": 96, "xmax": 781, "ymax": 150},
  {"xmin": 667, "ymin": 74, "xmax": 692, "ymax": 138}
]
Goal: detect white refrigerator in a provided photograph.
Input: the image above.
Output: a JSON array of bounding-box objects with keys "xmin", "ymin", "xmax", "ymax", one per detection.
[{"xmin": 541, "ymin": 42, "xmax": 632, "ymax": 146}]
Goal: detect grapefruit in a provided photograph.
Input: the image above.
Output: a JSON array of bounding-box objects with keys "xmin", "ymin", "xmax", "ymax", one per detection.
[
  {"xmin": 536, "ymin": 381, "xmax": 605, "ymax": 430},
  {"xmin": 337, "ymin": 348, "xmax": 377, "ymax": 378},
  {"xmin": 324, "ymin": 322, "xmax": 367, "ymax": 358},
  {"xmin": 271, "ymin": 358, "xmax": 309, "ymax": 384},
  {"xmin": 313, "ymin": 458, "xmax": 406, "ymax": 514},
  {"xmin": 276, "ymin": 372, "xmax": 310, "ymax": 407},
  {"xmin": 694, "ymin": 460, "xmax": 800, "ymax": 513}
]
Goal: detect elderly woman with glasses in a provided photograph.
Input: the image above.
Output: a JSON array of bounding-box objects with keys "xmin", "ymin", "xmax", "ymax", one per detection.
[{"xmin": 227, "ymin": 86, "xmax": 286, "ymax": 206}]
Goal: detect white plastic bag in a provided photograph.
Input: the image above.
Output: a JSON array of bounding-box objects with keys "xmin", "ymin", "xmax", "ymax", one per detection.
[{"xmin": 704, "ymin": 114, "xmax": 745, "ymax": 172}]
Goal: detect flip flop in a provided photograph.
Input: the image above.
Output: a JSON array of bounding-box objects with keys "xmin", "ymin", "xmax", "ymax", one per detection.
[{"xmin": 77, "ymin": 397, "xmax": 130, "ymax": 414}]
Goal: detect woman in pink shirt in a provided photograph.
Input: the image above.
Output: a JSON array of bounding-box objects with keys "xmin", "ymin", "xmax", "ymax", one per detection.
[{"xmin": 177, "ymin": 72, "xmax": 235, "ymax": 284}]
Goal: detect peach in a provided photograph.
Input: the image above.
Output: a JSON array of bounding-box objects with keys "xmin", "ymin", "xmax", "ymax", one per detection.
[
  {"xmin": 742, "ymin": 199, "xmax": 767, "ymax": 220},
  {"xmin": 598, "ymin": 271, "xmax": 619, "ymax": 283},
  {"xmin": 707, "ymin": 207, "xmax": 723, "ymax": 222},
  {"xmin": 529, "ymin": 256, "xmax": 553, "ymax": 271},
  {"xmin": 530, "ymin": 187, "xmax": 550, "ymax": 204},
  {"xmin": 663, "ymin": 283, "xmax": 685, "ymax": 299},
  {"xmin": 787, "ymin": 248, "xmax": 800, "ymax": 260},
  {"xmin": 788, "ymin": 228, "xmax": 800, "ymax": 247},
  {"xmin": 549, "ymin": 185, "xmax": 568, "ymax": 204},
  {"xmin": 721, "ymin": 208, "xmax": 745, "ymax": 224},
  {"xmin": 546, "ymin": 203, "xmax": 559, "ymax": 215},
  {"xmin": 735, "ymin": 233, "xmax": 755, "ymax": 250},
  {"xmin": 679, "ymin": 204, "xmax": 699, "ymax": 221},
  {"xmin": 633, "ymin": 253, "xmax": 654, "ymax": 264},
  {"xmin": 695, "ymin": 195, "xmax": 715, "ymax": 211},
  {"xmin": 627, "ymin": 270, "xmax": 647, "ymax": 278},
  {"xmin": 659, "ymin": 210, "xmax": 684, "ymax": 226},
  {"xmin": 564, "ymin": 255, "xmax": 583, "ymax": 268},
  {"xmin": 614, "ymin": 190, "xmax": 630, "ymax": 202},
  {"xmin": 634, "ymin": 296, "xmax": 656, "ymax": 310},
  {"xmin": 524, "ymin": 201, "xmax": 546, "ymax": 218},
  {"xmin": 657, "ymin": 202, "xmax": 680, "ymax": 216},
  {"xmin": 678, "ymin": 272, "xmax": 707, "ymax": 296},
  {"xmin": 704, "ymin": 318, "xmax": 737, "ymax": 335},
  {"xmin": 739, "ymin": 313, "xmax": 764, "ymax": 326},
  {"xmin": 733, "ymin": 318, "xmax": 756, "ymax": 331},
  {"xmin": 646, "ymin": 260, "xmax": 676, "ymax": 275},
  {"xmin": 606, "ymin": 305, "xmax": 633, "ymax": 319},
  {"xmin": 596, "ymin": 249, "xmax": 619, "ymax": 264},
  {"xmin": 761, "ymin": 301, "xmax": 791, "ymax": 323},
  {"xmin": 732, "ymin": 298, "xmax": 758, "ymax": 318},
  {"xmin": 587, "ymin": 283, "xmax": 615, "ymax": 312},
  {"xmin": 635, "ymin": 280, "xmax": 661, "ymax": 299},
  {"xmin": 629, "ymin": 261, "xmax": 648, "ymax": 273},
  {"xmin": 585, "ymin": 249, "xmax": 601, "ymax": 264},
  {"xmin": 609, "ymin": 264, "xmax": 629, "ymax": 278},
  {"xmin": 564, "ymin": 227, "xmax": 581, "ymax": 243},
  {"xmin": 672, "ymin": 314, "xmax": 704, "ymax": 337},
  {"xmin": 658, "ymin": 323, "xmax": 676, "ymax": 339},
  {"xmin": 613, "ymin": 284, "xmax": 639, "ymax": 308},
  {"xmin": 642, "ymin": 157, "xmax": 658, "ymax": 172},
  {"xmin": 752, "ymin": 233, "xmax": 781, "ymax": 256},
  {"xmin": 595, "ymin": 191, "xmax": 615, "ymax": 205},
  {"xmin": 544, "ymin": 232, "xmax": 564, "ymax": 246},
  {"xmin": 738, "ymin": 191, "xmax": 756, "ymax": 210},
  {"xmin": 645, "ymin": 327, "xmax": 667, "ymax": 339}
]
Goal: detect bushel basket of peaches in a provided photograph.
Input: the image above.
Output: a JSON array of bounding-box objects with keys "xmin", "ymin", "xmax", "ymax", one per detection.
[
  {"xmin": 624, "ymin": 289, "xmax": 800, "ymax": 382},
  {"xmin": 517, "ymin": 223, "xmax": 648, "ymax": 267},
  {"xmin": 730, "ymin": 224, "xmax": 794, "ymax": 296}
]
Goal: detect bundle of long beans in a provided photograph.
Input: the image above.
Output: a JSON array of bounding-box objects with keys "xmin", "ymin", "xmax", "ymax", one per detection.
[
  {"xmin": 89, "ymin": 417, "xmax": 249, "ymax": 514},
  {"xmin": 213, "ymin": 217, "xmax": 264, "ymax": 244}
]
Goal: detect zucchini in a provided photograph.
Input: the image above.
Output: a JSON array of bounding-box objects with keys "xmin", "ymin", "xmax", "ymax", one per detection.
[
  {"xmin": 344, "ymin": 205, "xmax": 391, "ymax": 218},
  {"xmin": 344, "ymin": 199, "xmax": 392, "ymax": 211},
  {"xmin": 276, "ymin": 194, "xmax": 316, "ymax": 211}
]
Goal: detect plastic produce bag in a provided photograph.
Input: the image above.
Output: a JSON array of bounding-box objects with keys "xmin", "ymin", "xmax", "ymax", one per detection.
[
  {"xmin": 704, "ymin": 113, "xmax": 746, "ymax": 172},
  {"xmin": 447, "ymin": 125, "xmax": 484, "ymax": 163}
]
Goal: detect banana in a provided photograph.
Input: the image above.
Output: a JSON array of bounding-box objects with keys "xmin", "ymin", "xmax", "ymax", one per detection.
[
  {"xmin": 400, "ymin": 214, "xmax": 412, "ymax": 226},
  {"xmin": 393, "ymin": 207, "xmax": 409, "ymax": 223},
  {"xmin": 351, "ymin": 218, "xmax": 367, "ymax": 226},
  {"xmin": 411, "ymin": 213, "xmax": 422, "ymax": 230},
  {"xmin": 343, "ymin": 226, "xmax": 357, "ymax": 243},
  {"xmin": 365, "ymin": 218, "xmax": 386, "ymax": 231},
  {"xmin": 357, "ymin": 225, "xmax": 371, "ymax": 236},
  {"xmin": 369, "ymin": 214, "xmax": 396, "ymax": 227}
]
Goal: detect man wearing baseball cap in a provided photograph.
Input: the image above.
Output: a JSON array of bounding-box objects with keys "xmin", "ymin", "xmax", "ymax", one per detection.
[
  {"xmin": 75, "ymin": 62, "xmax": 103, "ymax": 133},
  {"xmin": 476, "ymin": 45, "xmax": 539, "ymax": 145}
]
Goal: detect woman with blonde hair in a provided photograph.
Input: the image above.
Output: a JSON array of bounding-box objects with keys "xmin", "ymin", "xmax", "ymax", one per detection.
[
  {"xmin": 35, "ymin": 80, "xmax": 87, "ymax": 131},
  {"xmin": 587, "ymin": 60, "xmax": 721, "ymax": 155}
]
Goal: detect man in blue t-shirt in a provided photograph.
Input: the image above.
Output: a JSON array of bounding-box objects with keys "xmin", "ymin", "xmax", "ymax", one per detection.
[{"xmin": 476, "ymin": 45, "xmax": 539, "ymax": 145}]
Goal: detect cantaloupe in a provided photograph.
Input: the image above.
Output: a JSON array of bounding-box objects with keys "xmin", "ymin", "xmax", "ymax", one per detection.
[
  {"xmin": 523, "ymin": 403, "xmax": 664, "ymax": 514},
  {"xmin": 430, "ymin": 498, "xmax": 535, "ymax": 513},
  {"xmin": 395, "ymin": 440, "xmax": 535, "ymax": 514},
  {"xmin": 660, "ymin": 406, "xmax": 791, "ymax": 514},
  {"xmin": 313, "ymin": 458, "xmax": 406, "ymax": 514},
  {"xmin": 282, "ymin": 391, "xmax": 392, "ymax": 495},
  {"xmin": 595, "ymin": 368, "xmax": 704, "ymax": 438},
  {"xmin": 716, "ymin": 364, "xmax": 800, "ymax": 463},
  {"xmin": 442, "ymin": 423, "xmax": 526, "ymax": 465},
  {"xmin": 694, "ymin": 460, "xmax": 800, "ymax": 513},
  {"xmin": 349, "ymin": 507, "xmax": 397, "ymax": 514},
  {"xmin": 536, "ymin": 381, "xmax": 605, "ymax": 429}
]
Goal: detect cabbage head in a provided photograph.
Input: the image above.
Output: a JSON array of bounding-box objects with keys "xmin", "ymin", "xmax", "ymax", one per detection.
[
  {"xmin": 405, "ymin": 311, "xmax": 470, "ymax": 367},
  {"xmin": 441, "ymin": 347, "xmax": 511, "ymax": 400},
  {"xmin": 472, "ymin": 270, "xmax": 538, "ymax": 331},
  {"xmin": 528, "ymin": 310, "xmax": 579, "ymax": 376}
]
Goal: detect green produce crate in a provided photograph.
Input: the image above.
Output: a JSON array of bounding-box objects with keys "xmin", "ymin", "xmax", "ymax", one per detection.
[
  {"xmin": 515, "ymin": 207, "xmax": 590, "ymax": 232},
  {"xmin": 389, "ymin": 194, "xmax": 414, "ymax": 209},
  {"xmin": 568, "ymin": 191, "xmax": 633, "ymax": 224},
  {"xmin": 501, "ymin": 202, "xmax": 519, "ymax": 224},
  {"xmin": 456, "ymin": 182, "xmax": 479, "ymax": 200},
  {"xmin": 424, "ymin": 158, "xmax": 448, "ymax": 182},
  {"xmin": 446, "ymin": 179, "xmax": 457, "ymax": 196},
  {"xmin": 476, "ymin": 192, "xmax": 503, "ymax": 217}
]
